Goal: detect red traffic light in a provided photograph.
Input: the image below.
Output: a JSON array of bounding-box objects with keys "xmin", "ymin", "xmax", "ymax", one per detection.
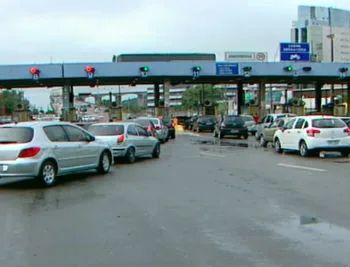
[
  {"xmin": 30, "ymin": 67, "xmax": 40, "ymax": 75},
  {"xmin": 85, "ymin": 66, "xmax": 95, "ymax": 73}
]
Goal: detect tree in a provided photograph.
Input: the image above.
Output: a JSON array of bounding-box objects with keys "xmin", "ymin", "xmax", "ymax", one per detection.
[
  {"xmin": 182, "ymin": 85, "xmax": 223, "ymax": 110},
  {"xmin": 0, "ymin": 90, "xmax": 30, "ymax": 114}
]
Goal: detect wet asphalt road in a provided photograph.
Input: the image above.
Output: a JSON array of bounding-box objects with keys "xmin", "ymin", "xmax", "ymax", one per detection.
[{"xmin": 0, "ymin": 133, "xmax": 350, "ymax": 267}]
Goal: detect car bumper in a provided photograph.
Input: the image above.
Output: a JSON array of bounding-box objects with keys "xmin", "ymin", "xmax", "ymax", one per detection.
[
  {"xmin": 168, "ymin": 128, "xmax": 175, "ymax": 135},
  {"xmin": 221, "ymin": 128, "xmax": 248, "ymax": 136},
  {"xmin": 307, "ymin": 138, "xmax": 350, "ymax": 151},
  {"xmin": 198, "ymin": 125, "xmax": 215, "ymax": 130},
  {"xmin": 111, "ymin": 146, "xmax": 128, "ymax": 158},
  {"xmin": 0, "ymin": 160, "xmax": 40, "ymax": 178}
]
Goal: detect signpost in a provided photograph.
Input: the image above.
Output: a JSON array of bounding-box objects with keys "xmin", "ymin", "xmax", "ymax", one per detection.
[
  {"xmin": 216, "ymin": 63, "xmax": 239, "ymax": 75},
  {"xmin": 280, "ymin": 43, "xmax": 310, "ymax": 61}
]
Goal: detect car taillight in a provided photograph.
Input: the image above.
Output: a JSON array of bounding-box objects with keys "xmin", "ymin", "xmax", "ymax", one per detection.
[
  {"xmin": 156, "ymin": 126, "xmax": 161, "ymax": 130},
  {"xmin": 306, "ymin": 128, "xmax": 320, "ymax": 137},
  {"xmin": 221, "ymin": 122, "xmax": 226, "ymax": 127},
  {"xmin": 171, "ymin": 123, "xmax": 175, "ymax": 127},
  {"xmin": 117, "ymin": 135, "xmax": 125, "ymax": 144},
  {"xmin": 147, "ymin": 125, "xmax": 152, "ymax": 132},
  {"xmin": 18, "ymin": 147, "xmax": 41, "ymax": 158},
  {"xmin": 344, "ymin": 127, "xmax": 350, "ymax": 135}
]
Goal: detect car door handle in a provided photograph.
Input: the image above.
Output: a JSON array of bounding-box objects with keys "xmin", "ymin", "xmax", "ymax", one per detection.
[
  {"xmin": 286, "ymin": 131, "xmax": 291, "ymax": 133},
  {"xmin": 297, "ymin": 131, "xmax": 300, "ymax": 133}
]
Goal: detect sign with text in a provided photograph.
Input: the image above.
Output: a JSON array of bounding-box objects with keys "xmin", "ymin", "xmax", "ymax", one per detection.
[
  {"xmin": 216, "ymin": 63, "xmax": 239, "ymax": 75},
  {"xmin": 280, "ymin": 43, "xmax": 310, "ymax": 61}
]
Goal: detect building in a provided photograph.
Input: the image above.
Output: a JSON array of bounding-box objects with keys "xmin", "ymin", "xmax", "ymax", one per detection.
[
  {"xmin": 291, "ymin": 5, "xmax": 350, "ymax": 62},
  {"xmin": 147, "ymin": 85, "xmax": 193, "ymax": 108}
]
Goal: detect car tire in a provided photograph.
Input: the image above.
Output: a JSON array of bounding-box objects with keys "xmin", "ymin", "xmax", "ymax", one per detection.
[
  {"xmin": 243, "ymin": 134, "xmax": 248, "ymax": 139},
  {"xmin": 152, "ymin": 143, "xmax": 161, "ymax": 158},
  {"xmin": 172, "ymin": 133, "xmax": 176, "ymax": 139},
  {"xmin": 126, "ymin": 147, "xmax": 136, "ymax": 163},
  {"xmin": 98, "ymin": 150, "xmax": 111, "ymax": 174},
  {"xmin": 299, "ymin": 141, "xmax": 309, "ymax": 157},
  {"xmin": 219, "ymin": 132, "xmax": 224, "ymax": 139},
  {"xmin": 213, "ymin": 130, "xmax": 218, "ymax": 138},
  {"xmin": 274, "ymin": 138, "xmax": 282, "ymax": 153},
  {"xmin": 341, "ymin": 150, "xmax": 350, "ymax": 157},
  {"xmin": 38, "ymin": 160, "xmax": 57, "ymax": 187},
  {"xmin": 260, "ymin": 135, "xmax": 267, "ymax": 147}
]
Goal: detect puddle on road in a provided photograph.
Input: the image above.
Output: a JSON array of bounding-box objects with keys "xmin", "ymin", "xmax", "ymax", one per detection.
[{"xmin": 263, "ymin": 215, "xmax": 350, "ymax": 265}]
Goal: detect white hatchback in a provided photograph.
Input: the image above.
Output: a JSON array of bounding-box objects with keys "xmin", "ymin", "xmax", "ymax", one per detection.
[{"xmin": 273, "ymin": 115, "xmax": 350, "ymax": 157}]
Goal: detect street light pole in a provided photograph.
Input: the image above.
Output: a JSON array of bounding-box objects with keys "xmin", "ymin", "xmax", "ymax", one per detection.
[{"xmin": 328, "ymin": 7, "xmax": 335, "ymax": 105}]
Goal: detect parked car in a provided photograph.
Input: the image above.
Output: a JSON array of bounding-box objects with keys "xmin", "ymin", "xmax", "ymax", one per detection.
[
  {"xmin": 259, "ymin": 117, "xmax": 293, "ymax": 147},
  {"xmin": 273, "ymin": 115, "xmax": 350, "ymax": 157},
  {"xmin": 0, "ymin": 121, "xmax": 112, "ymax": 186},
  {"xmin": 255, "ymin": 113, "xmax": 296, "ymax": 140},
  {"xmin": 213, "ymin": 115, "xmax": 248, "ymax": 139},
  {"xmin": 192, "ymin": 115, "xmax": 216, "ymax": 132},
  {"xmin": 137, "ymin": 117, "xmax": 168, "ymax": 143},
  {"xmin": 162, "ymin": 117, "xmax": 176, "ymax": 139},
  {"xmin": 339, "ymin": 116, "xmax": 350, "ymax": 127},
  {"xmin": 88, "ymin": 122, "xmax": 160, "ymax": 163},
  {"xmin": 240, "ymin": 114, "xmax": 257, "ymax": 135}
]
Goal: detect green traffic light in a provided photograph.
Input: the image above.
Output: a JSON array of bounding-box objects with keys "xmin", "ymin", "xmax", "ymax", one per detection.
[
  {"xmin": 193, "ymin": 66, "xmax": 201, "ymax": 71},
  {"xmin": 143, "ymin": 66, "xmax": 149, "ymax": 72},
  {"xmin": 286, "ymin": 66, "xmax": 293, "ymax": 71}
]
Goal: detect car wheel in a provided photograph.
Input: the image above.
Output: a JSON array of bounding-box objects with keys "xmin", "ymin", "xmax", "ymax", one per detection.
[
  {"xmin": 341, "ymin": 150, "xmax": 349, "ymax": 157},
  {"xmin": 219, "ymin": 132, "xmax": 224, "ymax": 139},
  {"xmin": 260, "ymin": 136, "xmax": 267, "ymax": 147},
  {"xmin": 98, "ymin": 150, "xmax": 111, "ymax": 174},
  {"xmin": 274, "ymin": 138, "xmax": 282, "ymax": 153},
  {"xmin": 299, "ymin": 141, "xmax": 309, "ymax": 157},
  {"xmin": 152, "ymin": 143, "xmax": 161, "ymax": 158},
  {"xmin": 172, "ymin": 133, "xmax": 176, "ymax": 139},
  {"xmin": 243, "ymin": 134, "xmax": 248, "ymax": 139},
  {"xmin": 126, "ymin": 147, "xmax": 136, "ymax": 163},
  {"xmin": 213, "ymin": 130, "xmax": 218, "ymax": 138},
  {"xmin": 38, "ymin": 160, "xmax": 57, "ymax": 187}
]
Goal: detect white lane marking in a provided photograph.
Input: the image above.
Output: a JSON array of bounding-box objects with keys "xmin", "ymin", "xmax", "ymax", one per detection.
[
  {"xmin": 200, "ymin": 151, "xmax": 225, "ymax": 158},
  {"xmin": 277, "ymin": 163, "xmax": 327, "ymax": 172}
]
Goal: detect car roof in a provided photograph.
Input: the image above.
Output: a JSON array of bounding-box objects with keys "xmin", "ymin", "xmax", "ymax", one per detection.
[
  {"xmin": 90, "ymin": 122, "xmax": 135, "ymax": 126},
  {"xmin": 0, "ymin": 121, "xmax": 75, "ymax": 128}
]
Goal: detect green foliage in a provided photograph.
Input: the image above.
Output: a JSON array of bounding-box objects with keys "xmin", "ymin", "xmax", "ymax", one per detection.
[
  {"xmin": 182, "ymin": 85, "xmax": 223, "ymax": 110},
  {"xmin": 0, "ymin": 90, "xmax": 30, "ymax": 114}
]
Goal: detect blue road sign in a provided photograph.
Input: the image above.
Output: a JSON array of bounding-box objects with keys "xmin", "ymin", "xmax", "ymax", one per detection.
[
  {"xmin": 280, "ymin": 43, "xmax": 310, "ymax": 61},
  {"xmin": 216, "ymin": 63, "xmax": 239, "ymax": 75}
]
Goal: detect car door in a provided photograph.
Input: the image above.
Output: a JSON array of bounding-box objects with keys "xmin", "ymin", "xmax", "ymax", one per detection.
[
  {"xmin": 62, "ymin": 125, "xmax": 100, "ymax": 168},
  {"xmin": 289, "ymin": 118, "xmax": 306, "ymax": 150},
  {"xmin": 43, "ymin": 125, "xmax": 74, "ymax": 171},
  {"xmin": 279, "ymin": 118, "xmax": 296, "ymax": 149},
  {"xmin": 126, "ymin": 124, "xmax": 142, "ymax": 156},
  {"xmin": 135, "ymin": 125, "xmax": 154, "ymax": 155}
]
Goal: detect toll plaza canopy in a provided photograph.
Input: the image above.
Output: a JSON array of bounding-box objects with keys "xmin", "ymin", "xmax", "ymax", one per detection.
[{"xmin": 0, "ymin": 59, "xmax": 349, "ymax": 88}]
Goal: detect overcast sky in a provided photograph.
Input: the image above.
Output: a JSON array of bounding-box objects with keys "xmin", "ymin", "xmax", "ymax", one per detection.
[{"xmin": 1, "ymin": 0, "xmax": 350, "ymax": 64}]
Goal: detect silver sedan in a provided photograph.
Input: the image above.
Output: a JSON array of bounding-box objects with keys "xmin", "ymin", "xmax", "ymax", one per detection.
[
  {"xmin": 0, "ymin": 121, "xmax": 113, "ymax": 186},
  {"xmin": 88, "ymin": 122, "xmax": 161, "ymax": 163}
]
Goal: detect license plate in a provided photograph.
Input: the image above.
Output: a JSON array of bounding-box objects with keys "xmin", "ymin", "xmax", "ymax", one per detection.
[
  {"xmin": 231, "ymin": 130, "xmax": 239, "ymax": 133},
  {"xmin": 206, "ymin": 123, "xmax": 212, "ymax": 125},
  {"xmin": 327, "ymin": 140, "xmax": 339, "ymax": 145}
]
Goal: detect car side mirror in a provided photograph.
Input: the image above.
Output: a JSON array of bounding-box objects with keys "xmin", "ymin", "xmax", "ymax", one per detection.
[{"xmin": 85, "ymin": 135, "xmax": 95, "ymax": 142}]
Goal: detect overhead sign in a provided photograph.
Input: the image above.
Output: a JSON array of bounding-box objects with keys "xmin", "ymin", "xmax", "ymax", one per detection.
[
  {"xmin": 280, "ymin": 43, "xmax": 310, "ymax": 61},
  {"xmin": 216, "ymin": 63, "xmax": 239, "ymax": 75},
  {"xmin": 225, "ymin": 52, "xmax": 268, "ymax": 62}
]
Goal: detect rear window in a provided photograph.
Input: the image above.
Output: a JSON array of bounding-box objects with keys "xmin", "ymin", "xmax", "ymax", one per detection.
[
  {"xmin": 199, "ymin": 116, "xmax": 215, "ymax": 122},
  {"xmin": 311, "ymin": 118, "xmax": 346, "ymax": 128},
  {"xmin": 88, "ymin": 125, "xmax": 124, "ymax": 136},
  {"xmin": 135, "ymin": 119, "xmax": 150, "ymax": 127},
  {"xmin": 241, "ymin": 115, "xmax": 254, "ymax": 121},
  {"xmin": 151, "ymin": 119, "xmax": 160, "ymax": 125},
  {"xmin": 225, "ymin": 116, "xmax": 244, "ymax": 124},
  {"xmin": 0, "ymin": 127, "xmax": 34, "ymax": 143}
]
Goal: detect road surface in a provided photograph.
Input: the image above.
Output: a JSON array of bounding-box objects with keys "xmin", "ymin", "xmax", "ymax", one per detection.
[{"xmin": 0, "ymin": 133, "xmax": 349, "ymax": 267}]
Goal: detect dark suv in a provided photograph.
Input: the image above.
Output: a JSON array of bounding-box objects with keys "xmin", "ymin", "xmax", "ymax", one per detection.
[
  {"xmin": 192, "ymin": 115, "xmax": 216, "ymax": 132},
  {"xmin": 213, "ymin": 115, "xmax": 248, "ymax": 139}
]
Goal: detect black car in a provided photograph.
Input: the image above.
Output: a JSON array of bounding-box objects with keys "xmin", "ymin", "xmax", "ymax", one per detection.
[
  {"xmin": 192, "ymin": 115, "xmax": 216, "ymax": 132},
  {"xmin": 162, "ymin": 117, "xmax": 175, "ymax": 139},
  {"xmin": 213, "ymin": 115, "xmax": 248, "ymax": 139}
]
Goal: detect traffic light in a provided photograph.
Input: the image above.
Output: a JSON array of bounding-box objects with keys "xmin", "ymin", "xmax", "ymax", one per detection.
[
  {"xmin": 140, "ymin": 66, "xmax": 150, "ymax": 77},
  {"xmin": 339, "ymin": 67, "xmax": 348, "ymax": 73},
  {"xmin": 85, "ymin": 65, "xmax": 95, "ymax": 79},
  {"xmin": 284, "ymin": 65, "xmax": 293, "ymax": 72},
  {"xmin": 243, "ymin": 66, "xmax": 252, "ymax": 77},
  {"xmin": 30, "ymin": 67, "xmax": 40, "ymax": 80},
  {"xmin": 192, "ymin": 66, "xmax": 201, "ymax": 79},
  {"xmin": 302, "ymin": 66, "xmax": 312, "ymax": 72}
]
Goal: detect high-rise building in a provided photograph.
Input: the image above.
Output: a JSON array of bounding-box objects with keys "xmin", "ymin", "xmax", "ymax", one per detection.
[
  {"xmin": 291, "ymin": 5, "xmax": 350, "ymax": 62},
  {"xmin": 146, "ymin": 85, "xmax": 194, "ymax": 108}
]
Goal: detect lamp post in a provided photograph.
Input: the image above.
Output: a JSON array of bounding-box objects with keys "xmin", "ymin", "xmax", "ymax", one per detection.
[{"xmin": 327, "ymin": 7, "xmax": 335, "ymax": 105}]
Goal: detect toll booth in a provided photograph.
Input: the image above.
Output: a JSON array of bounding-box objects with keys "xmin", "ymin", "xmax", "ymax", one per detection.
[{"xmin": 109, "ymin": 106, "xmax": 123, "ymax": 121}]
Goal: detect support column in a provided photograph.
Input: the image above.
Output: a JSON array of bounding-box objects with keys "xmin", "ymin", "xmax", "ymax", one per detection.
[
  {"xmin": 62, "ymin": 85, "xmax": 76, "ymax": 122},
  {"xmin": 259, "ymin": 82, "xmax": 266, "ymax": 118},
  {"xmin": 237, "ymin": 82, "xmax": 244, "ymax": 115},
  {"xmin": 347, "ymin": 82, "xmax": 350, "ymax": 116},
  {"xmin": 163, "ymin": 81, "xmax": 171, "ymax": 117},
  {"xmin": 315, "ymin": 82, "xmax": 323, "ymax": 113},
  {"xmin": 154, "ymin": 83, "xmax": 160, "ymax": 116}
]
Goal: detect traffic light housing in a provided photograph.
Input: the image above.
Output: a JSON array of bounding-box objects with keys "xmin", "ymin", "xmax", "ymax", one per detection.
[
  {"xmin": 339, "ymin": 67, "xmax": 348, "ymax": 73},
  {"xmin": 140, "ymin": 66, "xmax": 150, "ymax": 77},
  {"xmin": 284, "ymin": 65, "xmax": 293, "ymax": 72},
  {"xmin": 192, "ymin": 66, "xmax": 201, "ymax": 79},
  {"xmin": 302, "ymin": 66, "xmax": 312, "ymax": 72}
]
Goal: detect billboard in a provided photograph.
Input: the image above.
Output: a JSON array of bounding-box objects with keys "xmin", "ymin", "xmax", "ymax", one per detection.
[{"xmin": 224, "ymin": 52, "xmax": 268, "ymax": 62}]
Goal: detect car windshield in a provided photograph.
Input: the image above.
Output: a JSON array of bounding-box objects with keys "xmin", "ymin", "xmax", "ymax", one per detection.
[
  {"xmin": 199, "ymin": 116, "xmax": 215, "ymax": 122},
  {"xmin": 88, "ymin": 125, "xmax": 124, "ymax": 136},
  {"xmin": 225, "ymin": 116, "xmax": 244, "ymax": 124},
  {"xmin": 0, "ymin": 127, "xmax": 34, "ymax": 143},
  {"xmin": 311, "ymin": 118, "xmax": 346, "ymax": 128},
  {"xmin": 150, "ymin": 119, "xmax": 160, "ymax": 125}
]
